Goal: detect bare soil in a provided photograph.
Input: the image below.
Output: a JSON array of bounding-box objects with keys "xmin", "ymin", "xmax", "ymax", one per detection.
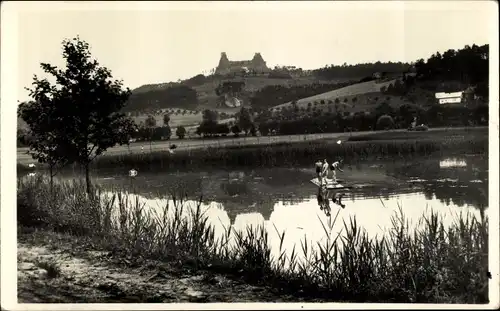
[{"xmin": 17, "ymin": 229, "xmax": 296, "ymax": 303}]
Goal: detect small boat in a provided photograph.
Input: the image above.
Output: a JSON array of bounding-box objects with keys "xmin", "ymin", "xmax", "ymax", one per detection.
[{"xmin": 310, "ymin": 178, "xmax": 349, "ymax": 190}]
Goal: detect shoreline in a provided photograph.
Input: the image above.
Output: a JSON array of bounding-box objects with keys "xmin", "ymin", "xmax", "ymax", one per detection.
[
  {"xmin": 16, "ymin": 177, "xmax": 489, "ymax": 303},
  {"xmin": 18, "ymin": 228, "xmax": 293, "ymax": 303},
  {"xmin": 17, "ymin": 126, "xmax": 488, "ymax": 173}
]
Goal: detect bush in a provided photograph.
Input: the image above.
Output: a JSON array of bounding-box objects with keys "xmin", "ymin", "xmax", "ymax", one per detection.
[
  {"xmin": 176, "ymin": 126, "xmax": 187, "ymax": 139},
  {"xmin": 376, "ymin": 115, "xmax": 395, "ymax": 130}
]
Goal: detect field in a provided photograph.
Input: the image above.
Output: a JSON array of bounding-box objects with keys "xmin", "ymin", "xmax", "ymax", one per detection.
[
  {"xmin": 130, "ymin": 108, "xmax": 204, "ymax": 128},
  {"xmin": 16, "ymin": 177, "xmax": 489, "ymax": 303},
  {"xmin": 271, "ymin": 92, "xmax": 412, "ymax": 116},
  {"xmin": 271, "ymin": 79, "xmax": 400, "ymax": 111}
]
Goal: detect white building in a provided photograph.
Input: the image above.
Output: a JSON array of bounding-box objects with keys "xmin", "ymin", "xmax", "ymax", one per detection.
[{"xmin": 435, "ymin": 91, "xmax": 463, "ymax": 105}]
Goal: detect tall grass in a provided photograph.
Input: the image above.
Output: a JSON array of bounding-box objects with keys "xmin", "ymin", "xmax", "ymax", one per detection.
[
  {"xmin": 17, "ymin": 176, "xmax": 489, "ymax": 303},
  {"xmin": 89, "ymin": 135, "xmax": 488, "ymax": 171}
]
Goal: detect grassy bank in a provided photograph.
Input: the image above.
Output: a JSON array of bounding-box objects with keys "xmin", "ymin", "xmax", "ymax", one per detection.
[
  {"xmin": 17, "ymin": 127, "xmax": 488, "ymax": 172},
  {"xmin": 347, "ymin": 127, "xmax": 488, "ymax": 142},
  {"xmin": 89, "ymin": 132, "xmax": 487, "ymax": 171},
  {"xmin": 17, "ymin": 176, "xmax": 489, "ymax": 303}
]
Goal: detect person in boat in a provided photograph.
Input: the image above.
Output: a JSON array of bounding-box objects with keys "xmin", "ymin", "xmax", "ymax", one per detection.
[
  {"xmin": 315, "ymin": 159, "xmax": 323, "ymax": 183},
  {"xmin": 320, "ymin": 159, "xmax": 330, "ymax": 186},
  {"xmin": 329, "ymin": 159, "xmax": 344, "ymax": 183}
]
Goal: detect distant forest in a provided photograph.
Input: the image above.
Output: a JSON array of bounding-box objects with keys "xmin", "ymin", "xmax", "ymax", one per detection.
[
  {"xmin": 413, "ymin": 44, "xmax": 488, "ymax": 98},
  {"xmin": 124, "ymin": 85, "xmax": 199, "ymax": 112},
  {"xmin": 312, "ymin": 61, "xmax": 411, "ymax": 80}
]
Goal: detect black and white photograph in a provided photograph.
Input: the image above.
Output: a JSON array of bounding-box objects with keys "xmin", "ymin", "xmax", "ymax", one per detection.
[{"xmin": 1, "ymin": 1, "xmax": 498, "ymax": 309}]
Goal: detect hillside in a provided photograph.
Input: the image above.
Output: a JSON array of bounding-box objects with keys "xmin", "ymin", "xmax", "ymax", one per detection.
[
  {"xmin": 271, "ymin": 79, "xmax": 400, "ymax": 111},
  {"xmin": 126, "ymin": 75, "xmax": 353, "ymax": 113}
]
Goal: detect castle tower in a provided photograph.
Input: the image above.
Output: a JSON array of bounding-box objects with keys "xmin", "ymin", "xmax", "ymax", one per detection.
[
  {"xmin": 216, "ymin": 52, "xmax": 231, "ymax": 75},
  {"xmin": 252, "ymin": 52, "xmax": 264, "ymax": 63},
  {"xmin": 251, "ymin": 52, "xmax": 270, "ymax": 73}
]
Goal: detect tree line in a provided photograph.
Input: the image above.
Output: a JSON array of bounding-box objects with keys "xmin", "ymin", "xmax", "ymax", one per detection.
[
  {"xmin": 124, "ymin": 84, "xmax": 199, "ymax": 112},
  {"xmin": 255, "ymin": 102, "xmax": 488, "ymax": 136},
  {"xmin": 413, "ymin": 44, "xmax": 489, "ymax": 98},
  {"xmin": 312, "ymin": 61, "xmax": 411, "ymax": 80}
]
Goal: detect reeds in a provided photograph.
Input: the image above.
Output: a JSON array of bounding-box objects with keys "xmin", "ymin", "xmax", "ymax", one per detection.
[{"xmin": 17, "ymin": 176, "xmax": 489, "ymax": 303}]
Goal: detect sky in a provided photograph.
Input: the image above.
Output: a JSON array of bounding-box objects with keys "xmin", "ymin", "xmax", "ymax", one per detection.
[{"xmin": 8, "ymin": 1, "xmax": 496, "ymax": 101}]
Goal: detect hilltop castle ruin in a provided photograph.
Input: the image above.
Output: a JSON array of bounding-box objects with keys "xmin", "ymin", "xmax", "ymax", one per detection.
[{"xmin": 215, "ymin": 52, "xmax": 271, "ymax": 75}]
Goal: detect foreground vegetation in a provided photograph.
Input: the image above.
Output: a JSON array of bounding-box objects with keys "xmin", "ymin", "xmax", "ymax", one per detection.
[{"xmin": 18, "ymin": 177, "xmax": 489, "ymax": 303}]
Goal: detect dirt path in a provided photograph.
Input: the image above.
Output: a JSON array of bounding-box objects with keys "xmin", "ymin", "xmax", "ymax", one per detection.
[{"xmin": 17, "ymin": 231, "xmax": 294, "ymax": 303}]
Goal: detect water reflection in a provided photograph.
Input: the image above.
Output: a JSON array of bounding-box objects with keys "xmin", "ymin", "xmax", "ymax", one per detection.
[
  {"xmin": 439, "ymin": 158, "xmax": 467, "ymax": 168},
  {"xmin": 102, "ymin": 189, "xmax": 488, "ymax": 269},
  {"xmin": 52, "ymin": 154, "xmax": 489, "ymax": 224}
]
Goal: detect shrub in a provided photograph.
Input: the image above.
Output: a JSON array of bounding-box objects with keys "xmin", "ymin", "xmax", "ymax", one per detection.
[
  {"xmin": 376, "ymin": 115, "xmax": 395, "ymax": 130},
  {"xmin": 176, "ymin": 126, "xmax": 187, "ymax": 139}
]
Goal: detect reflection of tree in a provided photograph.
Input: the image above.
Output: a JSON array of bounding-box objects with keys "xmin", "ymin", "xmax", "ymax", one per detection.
[
  {"xmin": 224, "ymin": 200, "xmax": 275, "ymax": 225},
  {"xmin": 387, "ymin": 155, "xmax": 488, "ymax": 209},
  {"xmin": 220, "ymin": 181, "xmax": 249, "ymax": 196},
  {"xmin": 421, "ymin": 182, "xmax": 488, "ymax": 209}
]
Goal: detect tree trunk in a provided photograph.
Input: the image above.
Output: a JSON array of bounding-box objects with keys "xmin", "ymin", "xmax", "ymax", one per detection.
[
  {"xmin": 49, "ymin": 164, "xmax": 54, "ymax": 196},
  {"xmin": 85, "ymin": 163, "xmax": 92, "ymax": 195}
]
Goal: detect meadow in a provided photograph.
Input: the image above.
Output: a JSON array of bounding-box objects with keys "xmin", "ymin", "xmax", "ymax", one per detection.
[
  {"xmin": 17, "ymin": 176, "xmax": 489, "ymax": 303},
  {"xmin": 271, "ymin": 79, "xmax": 399, "ymax": 111}
]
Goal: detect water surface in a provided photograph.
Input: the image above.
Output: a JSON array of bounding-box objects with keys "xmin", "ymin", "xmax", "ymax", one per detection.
[{"xmin": 46, "ymin": 154, "xmax": 488, "ymax": 263}]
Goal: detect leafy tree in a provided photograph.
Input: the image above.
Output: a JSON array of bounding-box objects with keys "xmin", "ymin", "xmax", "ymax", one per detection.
[
  {"xmin": 375, "ymin": 102, "xmax": 395, "ymax": 118},
  {"xmin": 250, "ymin": 124, "xmax": 257, "ymax": 136},
  {"xmin": 145, "ymin": 115, "xmax": 156, "ymax": 151},
  {"xmin": 202, "ymin": 109, "xmax": 218, "ymax": 124},
  {"xmin": 259, "ymin": 122, "xmax": 270, "ymax": 136},
  {"xmin": 217, "ymin": 124, "xmax": 230, "ymax": 136},
  {"xmin": 376, "ymin": 115, "xmax": 395, "ymax": 130},
  {"xmin": 231, "ymin": 124, "xmax": 241, "ymax": 137},
  {"xmin": 163, "ymin": 114, "xmax": 170, "ymax": 126},
  {"xmin": 195, "ymin": 126, "xmax": 202, "ymax": 137},
  {"xmin": 238, "ymin": 107, "xmax": 253, "ymax": 135},
  {"xmin": 18, "ymin": 81, "xmax": 70, "ymax": 190},
  {"xmin": 160, "ymin": 125, "xmax": 172, "ymax": 140},
  {"xmin": 176, "ymin": 126, "xmax": 187, "ymax": 139},
  {"xmin": 21, "ymin": 36, "xmax": 136, "ymax": 193}
]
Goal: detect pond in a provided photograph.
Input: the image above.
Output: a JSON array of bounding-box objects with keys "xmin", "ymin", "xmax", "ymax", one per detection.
[{"xmin": 44, "ymin": 154, "xmax": 489, "ymax": 264}]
